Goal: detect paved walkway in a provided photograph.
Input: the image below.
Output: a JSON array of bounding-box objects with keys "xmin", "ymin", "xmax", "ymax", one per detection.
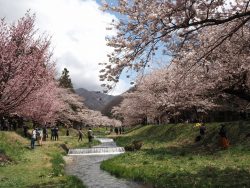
[{"xmin": 65, "ymin": 138, "xmax": 150, "ymax": 188}]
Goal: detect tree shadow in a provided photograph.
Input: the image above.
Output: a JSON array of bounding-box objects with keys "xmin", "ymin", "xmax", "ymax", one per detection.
[
  {"xmin": 154, "ymin": 166, "xmax": 250, "ymax": 188},
  {"xmin": 143, "ymin": 139, "xmax": 225, "ymax": 158}
]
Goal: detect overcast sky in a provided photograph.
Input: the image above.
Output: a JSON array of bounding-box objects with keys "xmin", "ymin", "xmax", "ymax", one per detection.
[{"xmin": 0, "ymin": 0, "xmax": 130, "ymax": 95}]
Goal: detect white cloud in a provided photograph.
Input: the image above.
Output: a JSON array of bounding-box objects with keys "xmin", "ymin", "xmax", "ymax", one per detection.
[
  {"xmin": 0, "ymin": 0, "xmax": 130, "ymax": 95},
  {"xmin": 110, "ymin": 80, "xmax": 132, "ymax": 96}
]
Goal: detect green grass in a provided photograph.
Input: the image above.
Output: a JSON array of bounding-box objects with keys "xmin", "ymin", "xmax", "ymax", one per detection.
[
  {"xmin": 101, "ymin": 122, "xmax": 250, "ymax": 188},
  {"xmin": 0, "ymin": 131, "xmax": 87, "ymax": 188},
  {"xmin": 0, "ymin": 126, "xmax": 108, "ymax": 188},
  {"xmin": 0, "ymin": 132, "xmax": 27, "ymax": 163}
]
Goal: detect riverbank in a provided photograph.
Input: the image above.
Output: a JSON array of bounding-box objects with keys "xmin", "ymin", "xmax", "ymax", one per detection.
[
  {"xmin": 0, "ymin": 128, "xmax": 98, "ymax": 187},
  {"xmin": 101, "ymin": 122, "xmax": 250, "ymax": 188}
]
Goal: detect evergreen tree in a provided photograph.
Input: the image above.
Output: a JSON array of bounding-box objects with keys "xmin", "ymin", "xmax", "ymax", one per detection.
[{"xmin": 59, "ymin": 68, "xmax": 74, "ymax": 92}]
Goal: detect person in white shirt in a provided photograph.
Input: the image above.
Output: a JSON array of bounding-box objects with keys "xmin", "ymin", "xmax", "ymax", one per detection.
[
  {"xmin": 31, "ymin": 128, "xmax": 36, "ymax": 149},
  {"xmin": 38, "ymin": 128, "xmax": 43, "ymax": 146}
]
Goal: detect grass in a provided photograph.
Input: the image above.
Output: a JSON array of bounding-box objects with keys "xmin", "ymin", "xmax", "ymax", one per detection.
[
  {"xmin": 0, "ymin": 132, "xmax": 27, "ymax": 164},
  {"xmin": 0, "ymin": 128, "xmax": 100, "ymax": 188},
  {"xmin": 0, "ymin": 126, "xmax": 107, "ymax": 187},
  {"xmin": 101, "ymin": 121, "xmax": 250, "ymax": 188}
]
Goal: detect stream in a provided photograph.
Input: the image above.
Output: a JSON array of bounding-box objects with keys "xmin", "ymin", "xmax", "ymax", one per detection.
[{"xmin": 65, "ymin": 138, "xmax": 150, "ymax": 188}]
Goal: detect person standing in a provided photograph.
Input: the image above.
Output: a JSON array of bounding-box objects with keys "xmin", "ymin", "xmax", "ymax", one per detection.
[
  {"xmin": 43, "ymin": 126, "xmax": 47, "ymax": 141},
  {"xmin": 51, "ymin": 126, "xmax": 55, "ymax": 141},
  {"xmin": 121, "ymin": 126, "xmax": 125, "ymax": 134},
  {"xmin": 66, "ymin": 125, "xmax": 70, "ymax": 136},
  {"xmin": 219, "ymin": 124, "xmax": 229, "ymax": 149},
  {"xmin": 38, "ymin": 128, "xmax": 43, "ymax": 146},
  {"xmin": 31, "ymin": 128, "xmax": 36, "ymax": 149},
  {"xmin": 87, "ymin": 128, "xmax": 93, "ymax": 143},
  {"xmin": 200, "ymin": 123, "xmax": 206, "ymax": 137},
  {"xmin": 23, "ymin": 124, "xmax": 28, "ymax": 137},
  {"xmin": 54, "ymin": 126, "xmax": 59, "ymax": 141},
  {"xmin": 114, "ymin": 127, "xmax": 118, "ymax": 135}
]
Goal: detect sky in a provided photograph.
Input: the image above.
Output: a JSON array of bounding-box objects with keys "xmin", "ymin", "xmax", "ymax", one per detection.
[{"xmin": 0, "ymin": 0, "xmax": 130, "ymax": 95}]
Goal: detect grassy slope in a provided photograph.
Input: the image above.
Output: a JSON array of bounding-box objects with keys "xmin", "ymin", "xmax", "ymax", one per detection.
[
  {"xmin": 102, "ymin": 122, "xmax": 250, "ymax": 188},
  {"xmin": 0, "ymin": 129, "xmax": 93, "ymax": 188}
]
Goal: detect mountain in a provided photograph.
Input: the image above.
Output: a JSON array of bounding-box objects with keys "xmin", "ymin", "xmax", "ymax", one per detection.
[
  {"xmin": 101, "ymin": 95, "xmax": 123, "ymax": 116},
  {"xmin": 101, "ymin": 87, "xmax": 135, "ymax": 116},
  {"xmin": 75, "ymin": 88, "xmax": 116, "ymax": 111}
]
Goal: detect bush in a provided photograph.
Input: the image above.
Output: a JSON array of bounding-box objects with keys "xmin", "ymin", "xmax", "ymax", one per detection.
[
  {"xmin": 132, "ymin": 140, "xmax": 143, "ymax": 150},
  {"xmin": 124, "ymin": 140, "xmax": 143, "ymax": 151},
  {"xmin": 124, "ymin": 144, "xmax": 135, "ymax": 151}
]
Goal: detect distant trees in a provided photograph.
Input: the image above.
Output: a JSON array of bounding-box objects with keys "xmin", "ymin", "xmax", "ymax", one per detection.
[
  {"xmin": 57, "ymin": 88, "xmax": 121, "ymax": 127},
  {"xmin": 59, "ymin": 68, "xmax": 74, "ymax": 92}
]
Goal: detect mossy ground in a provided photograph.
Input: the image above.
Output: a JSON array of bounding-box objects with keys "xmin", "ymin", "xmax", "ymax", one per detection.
[{"xmin": 102, "ymin": 122, "xmax": 250, "ymax": 188}]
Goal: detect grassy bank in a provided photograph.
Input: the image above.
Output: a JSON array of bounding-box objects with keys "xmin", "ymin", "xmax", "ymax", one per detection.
[
  {"xmin": 0, "ymin": 129, "xmax": 94, "ymax": 188},
  {"xmin": 101, "ymin": 122, "xmax": 250, "ymax": 188}
]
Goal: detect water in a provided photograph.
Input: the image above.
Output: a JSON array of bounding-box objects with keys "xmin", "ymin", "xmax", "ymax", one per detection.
[
  {"xmin": 68, "ymin": 147, "xmax": 125, "ymax": 156},
  {"xmin": 65, "ymin": 138, "xmax": 150, "ymax": 188}
]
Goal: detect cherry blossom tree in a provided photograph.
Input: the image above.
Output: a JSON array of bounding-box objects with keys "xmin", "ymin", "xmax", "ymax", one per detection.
[
  {"xmin": 100, "ymin": 0, "xmax": 250, "ymax": 90},
  {"xmin": 0, "ymin": 12, "xmax": 54, "ymax": 115},
  {"xmin": 114, "ymin": 21, "xmax": 250, "ymax": 125},
  {"xmin": 99, "ymin": 1, "xmax": 250, "ymax": 125},
  {"xmin": 16, "ymin": 80, "xmax": 65, "ymax": 124},
  {"xmin": 57, "ymin": 88, "xmax": 121, "ymax": 127}
]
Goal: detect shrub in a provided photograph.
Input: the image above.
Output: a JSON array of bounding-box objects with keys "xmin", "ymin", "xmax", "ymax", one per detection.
[
  {"xmin": 124, "ymin": 144, "xmax": 135, "ymax": 151},
  {"xmin": 132, "ymin": 140, "xmax": 143, "ymax": 150},
  {"xmin": 124, "ymin": 140, "xmax": 143, "ymax": 151}
]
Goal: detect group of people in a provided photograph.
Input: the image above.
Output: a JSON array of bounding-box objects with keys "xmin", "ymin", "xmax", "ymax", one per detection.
[
  {"xmin": 50, "ymin": 126, "xmax": 59, "ymax": 141},
  {"xmin": 195, "ymin": 123, "xmax": 230, "ymax": 149},
  {"xmin": 30, "ymin": 125, "xmax": 95, "ymax": 149},
  {"xmin": 30, "ymin": 126, "xmax": 57, "ymax": 149},
  {"xmin": 78, "ymin": 128, "xmax": 94, "ymax": 143},
  {"xmin": 31, "ymin": 127, "xmax": 46, "ymax": 149},
  {"xmin": 111, "ymin": 126, "xmax": 125, "ymax": 135}
]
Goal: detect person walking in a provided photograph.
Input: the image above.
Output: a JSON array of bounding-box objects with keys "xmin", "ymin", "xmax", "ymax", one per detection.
[
  {"xmin": 78, "ymin": 129, "xmax": 83, "ymax": 142},
  {"xmin": 31, "ymin": 128, "xmax": 36, "ymax": 149}
]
